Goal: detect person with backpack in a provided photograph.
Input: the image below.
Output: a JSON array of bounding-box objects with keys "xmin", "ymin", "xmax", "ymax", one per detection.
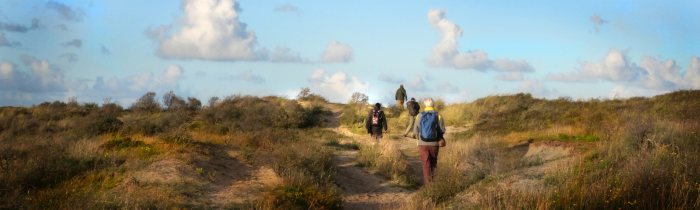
[
  {"xmin": 413, "ymin": 98, "xmax": 446, "ymax": 184},
  {"xmin": 365, "ymin": 103, "xmax": 388, "ymax": 144},
  {"xmin": 395, "ymin": 84, "xmax": 407, "ymax": 109},
  {"xmin": 403, "ymin": 97, "xmax": 421, "ymax": 138}
]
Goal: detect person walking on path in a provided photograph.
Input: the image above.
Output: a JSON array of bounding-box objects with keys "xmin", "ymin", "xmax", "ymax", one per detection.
[
  {"xmin": 366, "ymin": 103, "xmax": 388, "ymax": 144},
  {"xmin": 403, "ymin": 98, "xmax": 420, "ymax": 138},
  {"xmin": 413, "ymin": 98, "xmax": 445, "ymax": 184},
  {"xmin": 395, "ymin": 84, "xmax": 407, "ymax": 109}
]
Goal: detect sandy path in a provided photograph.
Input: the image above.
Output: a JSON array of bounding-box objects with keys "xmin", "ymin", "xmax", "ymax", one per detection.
[{"xmin": 334, "ymin": 149, "xmax": 412, "ymax": 210}]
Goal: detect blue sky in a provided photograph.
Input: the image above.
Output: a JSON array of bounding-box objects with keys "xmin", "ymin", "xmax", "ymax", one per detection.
[{"xmin": 0, "ymin": 0, "xmax": 699, "ymax": 106}]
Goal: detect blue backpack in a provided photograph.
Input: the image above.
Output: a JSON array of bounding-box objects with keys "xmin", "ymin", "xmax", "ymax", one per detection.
[{"xmin": 419, "ymin": 112, "xmax": 441, "ymax": 141}]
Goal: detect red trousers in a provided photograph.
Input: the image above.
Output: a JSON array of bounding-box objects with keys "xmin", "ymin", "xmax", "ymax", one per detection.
[{"xmin": 419, "ymin": 145, "xmax": 439, "ymax": 184}]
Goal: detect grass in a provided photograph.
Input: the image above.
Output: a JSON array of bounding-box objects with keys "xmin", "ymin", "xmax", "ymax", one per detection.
[
  {"xmin": 406, "ymin": 90, "xmax": 700, "ymax": 209},
  {"xmin": 0, "ymin": 93, "xmax": 339, "ymax": 209},
  {"xmin": 355, "ymin": 142, "xmax": 420, "ymax": 188},
  {"xmin": 2, "ymin": 90, "xmax": 700, "ymax": 209}
]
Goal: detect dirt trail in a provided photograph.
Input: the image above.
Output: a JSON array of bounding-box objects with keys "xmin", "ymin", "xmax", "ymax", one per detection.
[
  {"xmin": 334, "ymin": 148, "xmax": 412, "ymax": 209},
  {"xmin": 321, "ymin": 104, "xmax": 414, "ymax": 209},
  {"xmin": 326, "ymin": 105, "xmax": 469, "ymax": 209}
]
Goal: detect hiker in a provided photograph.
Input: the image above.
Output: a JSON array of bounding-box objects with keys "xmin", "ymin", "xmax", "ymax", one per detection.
[
  {"xmin": 395, "ymin": 84, "xmax": 407, "ymax": 109},
  {"xmin": 365, "ymin": 103, "xmax": 388, "ymax": 144},
  {"xmin": 413, "ymin": 98, "xmax": 446, "ymax": 184},
  {"xmin": 403, "ymin": 97, "xmax": 420, "ymax": 138}
]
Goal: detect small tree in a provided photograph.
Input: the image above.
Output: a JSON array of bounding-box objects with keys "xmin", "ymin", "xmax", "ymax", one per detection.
[
  {"xmin": 348, "ymin": 92, "xmax": 369, "ymax": 105},
  {"xmin": 187, "ymin": 97, "xmax": 202, "ymax": 111},
  {"xmin": 297, "ymin": 87, "xmax": 312, "ymax": 100},
  {"xmin": 208, "ymin": 96, "xmax": 220, "ymax": 107},
  {"xmin": 131, "ymin": 92, "xmax": 160, "ymax": 112},
  {"xmin": 163, "ymin": 91, "xmax": 187, "ymax": 111}
]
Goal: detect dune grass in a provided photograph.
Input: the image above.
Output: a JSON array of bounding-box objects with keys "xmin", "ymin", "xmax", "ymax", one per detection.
[
  {"xmin": 405, "ymin": 90, "xmax": 700, "ymax": 209},
  {"xmin": 2, "ymin": 90, "xmax": 699, "ymax": 209}
]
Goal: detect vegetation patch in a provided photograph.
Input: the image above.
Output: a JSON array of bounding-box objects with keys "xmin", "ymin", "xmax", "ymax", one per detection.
[
  {"xmin": 557, "ymin": 133, "xmax": 599, "ymax": 142},
  {"xmin": 102, "ymin": 136, "xmax": 145, "ymax": 150}
]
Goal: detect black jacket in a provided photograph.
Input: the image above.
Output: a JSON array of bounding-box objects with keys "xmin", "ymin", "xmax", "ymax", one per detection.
[
  {"xmin": 395, "ymin": 87, "xmax": 407, "ymax": 101},
  {"xmin": 407, "ymin": 101, "xmax": 420, "ymax": 116},
  {"xmin": 365, "ymin": 109, "xmax": 388, "ymax": 135}
]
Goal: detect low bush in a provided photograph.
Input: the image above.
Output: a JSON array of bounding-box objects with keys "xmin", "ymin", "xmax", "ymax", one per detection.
[
  {"xmin": 102, "ymin": 136, "xmax": 144, "ymax": 150},
  {"xmin": 200, "ymin": 96, "xmax": 327, "ymax": 133},
  {"xmin": 260, "ymin": 143, "xmax": 342, "ymax": 209}
]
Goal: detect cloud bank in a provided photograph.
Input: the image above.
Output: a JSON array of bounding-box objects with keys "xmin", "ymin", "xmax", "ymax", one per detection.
[
  {"xmin": 427, "ymin": 9, "xmax": 534, "ymax": 72},
  {"xmin": 310, "ymin": 69, "xmax": 368, "ymax": 102},
  {"xmin": 151, "ymin": 0, "xmax": 261, "ymax": 61},
  {"xmin": 549, "ymin": 49, "xmax": 700, "ymax": 97}
]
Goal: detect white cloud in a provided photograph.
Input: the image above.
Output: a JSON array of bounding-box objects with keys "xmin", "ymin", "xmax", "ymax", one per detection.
[
  {"xmin": 549, "ymin": 49, "xmax": 700, "ymax": 97},
  {"xmin": 0, "ymin": 57, "xmax": 70, "ymax": 105},
  {"xmin": 686, "ymin": 57, "xmax": 700, "ymax": 89},
  {"xmin": 0, "ymin": 61, "xmax": 15, "ymax": 80},
  {"xmin": 92, "ymin": 65, "xmax": 187, "ymax": 102},
  {"xmin": 309, "ymin": 69, "xmax": 368, "ymax": 102},
  {"xmin": 163, "ymin": 65, "xmax": 184, "ymax": 84},
  {"xmin": 548, "ymin": 49, "xmax": 641, "ymax": 82},
  {"xmin": 608, "ymin": 85, "xmax": 661, "ymax": 99},
  {"xmin": 21, "ymin": 55, "xmax": 65, "ymax": 90},
  {"xmin": 321, "ymin": 41, "xmax": 353, "ymax": 63},
  {"xmin": 519, "ymin": 79, "xmax": 557, "ymax": 98},
  {"xmin": 0, "ymin": 57, "xmax": 189, "ymax": 106},
  {"xmin": 638, "ymin": 56, "xmax": 684, "ymax": 90},
  {"xmin": 427, "ymin": 9, "xmax": 534, "ymax": 72},
  {"xmin": 152, "ymin": 0, "xmax": 260, "ymax": 61}
]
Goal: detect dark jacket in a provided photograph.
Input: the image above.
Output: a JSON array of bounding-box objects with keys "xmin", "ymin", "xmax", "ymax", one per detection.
[
  {"xmin": 366, "ymin": 109, "xmax": 388, "ymax": 135},
  {"xmin": 395, "ymin": 86, "xmax": 407, "ymax": 101},
  {"xmin": 407, "ymin": 100, "xmax": 420, "ymax": 116}
]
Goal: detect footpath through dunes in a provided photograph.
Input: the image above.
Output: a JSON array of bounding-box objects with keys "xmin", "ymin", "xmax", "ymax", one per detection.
[
  {"xmin": 331, "ymin": 126, "xmax": 413, "ymax": 209},
  {"xmin": 321, "ymin": 102, "xmax": 589, "ymax": 209}
]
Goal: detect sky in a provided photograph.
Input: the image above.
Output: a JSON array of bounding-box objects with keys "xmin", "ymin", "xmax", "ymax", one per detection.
[{"xmin": 0, "ymin": 0, "xmax": 699, "ymax": 106}]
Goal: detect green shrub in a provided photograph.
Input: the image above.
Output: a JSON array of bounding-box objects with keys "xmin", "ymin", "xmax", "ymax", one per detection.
[
  {"xmin": 120, "ymin": 112, "xmax": 191, "ymax": 135},
  {"xmin": 200, "ymin": 96, "xmax": 327, "ymax": 134}
]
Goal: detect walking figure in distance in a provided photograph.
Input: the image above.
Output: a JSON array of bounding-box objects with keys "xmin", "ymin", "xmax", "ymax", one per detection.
[
  {"xmin": 403, "ymin": 97, "xmax": 420, "ymax": 138},
  {"xmin": 395, "ymin": 84, "xmax": 407, "ymax": 109},
  {"xmin": 413, "ymin": 98, "xmax": 445, "ymax": 184},
  {"xmin": 366, "ymin": 103, "xmax": 388, "ymax": 144}
]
